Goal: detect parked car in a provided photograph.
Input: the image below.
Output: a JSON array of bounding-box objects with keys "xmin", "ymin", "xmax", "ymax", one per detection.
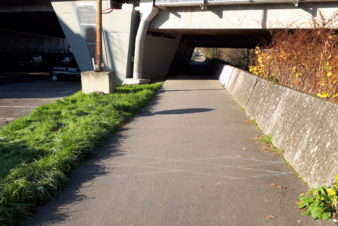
[{"xmin": 50, "ymin": 56, "xmax": 80, "ymax": 81}]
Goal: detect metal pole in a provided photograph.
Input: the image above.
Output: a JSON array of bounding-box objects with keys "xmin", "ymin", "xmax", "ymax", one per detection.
[{"xmin": 96, "ymin": 0, "xmax": 103, "ymax": 72}]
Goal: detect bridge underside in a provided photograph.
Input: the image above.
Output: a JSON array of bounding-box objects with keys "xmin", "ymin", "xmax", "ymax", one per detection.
[
  {"xmin": 150, "ymin": 29, "xmax": 270, "ymax": 47},
  {"xmin": 140, "ymin": 29, "xmax": 270, "ymax": 79},
  {"xmin": 0, "ymin": 10, "xmax": 68, "ymax": 72},
  {"xmin": 0, "ymin": 12, "xmax": 63, "ymax": 37},
  {"xmin": 0, "ymin": 0, "xmax": 52, "ymax": 12},
  {"xmin": 142, "ymin": 2, "xmax": 337, "ymax": 79}
]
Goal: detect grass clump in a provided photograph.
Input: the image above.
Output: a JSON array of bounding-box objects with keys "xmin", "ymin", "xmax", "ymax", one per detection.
[
  {"xmin": 249, "ymin": 119, "xmax": 257, "ymax": 126},
  {"xmin": 257, "ymin": 134, "xmax": 283, "ymax": 154},
  {"xmin": 0, "ymin": 83, "xmax": 162, "ymax": 225},
  {"xmin": 260, "ymin": 134, "xmax": 273, "ymax": 145},
  {"xmin": 254, "ymin": 132, "xmax": 336, "ymax": 221}
]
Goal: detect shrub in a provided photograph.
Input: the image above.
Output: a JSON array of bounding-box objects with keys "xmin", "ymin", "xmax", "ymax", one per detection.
[
  {"xmin": 249, "ymin": 29, "xmax": 338, "ymax": 102},
  {"xmin": 200, "ymin": 48, "xmax": 221, "ymax": 59},
  {"xmin": 199, "ymin": 48, "xmax": 254, "ymax": 70}
]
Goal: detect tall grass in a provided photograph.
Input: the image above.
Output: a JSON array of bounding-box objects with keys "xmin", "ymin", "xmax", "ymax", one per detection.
[{"xmin": 0, "ymin": 83, "xmax": 162, "ymax": 225}]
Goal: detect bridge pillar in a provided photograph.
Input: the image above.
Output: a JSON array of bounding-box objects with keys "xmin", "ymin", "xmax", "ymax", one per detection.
[{"xmin": 50, "ymin": 0, "xmax": 138, "ymax": 83}]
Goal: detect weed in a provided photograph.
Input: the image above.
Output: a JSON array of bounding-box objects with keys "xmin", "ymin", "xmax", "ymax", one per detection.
[
  {"xmin": 0, "ymin": 83, "xmax": 163, "ymax": 225},
  {"xmin": 240, "ymin": 107, "xmax": 246, "ymax": 112},
  {"xmin": 260, "ymin": 134, "xmax": 273, "ymax": 145},
  {"xmin": 297, "ymin": 175, "xmax": 338, "ymax": 220},
  {"xmin": 249, "ymin": 119, "xmax": 257, "ymax": 126}
]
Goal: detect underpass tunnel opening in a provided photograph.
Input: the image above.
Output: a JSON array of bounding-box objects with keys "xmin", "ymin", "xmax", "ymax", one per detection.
[
  {"xmin": 171, "ymin": 46, "xmax": 256, "ymax": 79},
  {"xmin": 190, "ymin": 47, "xmax": 255, "ymax": 69},
  {"xmin": 166, "ymin": 31, "xmax": 271, "ymax": 78}
]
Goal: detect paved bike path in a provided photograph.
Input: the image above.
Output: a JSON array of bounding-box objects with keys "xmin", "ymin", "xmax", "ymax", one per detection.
[{"xmin": 33, "ymin": 76, "xmax": 327, "ymax": 226}]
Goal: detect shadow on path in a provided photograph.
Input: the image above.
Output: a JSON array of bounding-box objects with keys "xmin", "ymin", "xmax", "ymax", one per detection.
[
  {"xmin": 32, "ymin": 93, "xmax": 164, "ymax": 225},
  {"xmin": 31, "ymin": 132, "xmax": 127, "ymax": 225},
  {"xmin": 145, "ymin": 108, "xmax": 214, "ymax": 116}
]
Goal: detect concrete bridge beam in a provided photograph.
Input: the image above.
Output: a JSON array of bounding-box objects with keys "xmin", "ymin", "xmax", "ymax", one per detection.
[{"xmin": 150, "ymin": 3, "xmax": 338, "ymax": 31}]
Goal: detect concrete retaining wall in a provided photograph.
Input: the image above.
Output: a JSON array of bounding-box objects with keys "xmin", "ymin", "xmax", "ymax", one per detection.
[{"xmin": 218, "ymin": 65, "xmax": 338, "ymax": 188}]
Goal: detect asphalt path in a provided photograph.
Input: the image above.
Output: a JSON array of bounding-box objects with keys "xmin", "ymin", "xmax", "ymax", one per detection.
[
  {"xmin": 32, "ymin": 75, "xmax": 332, "ymax": 226},
  {"xmin": 0, "ymin": 73, "xmax": 80, "ymax": 127}
]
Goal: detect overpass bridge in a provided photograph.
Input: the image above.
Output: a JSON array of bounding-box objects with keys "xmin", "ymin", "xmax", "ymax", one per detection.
[
  {"xmin": 47, "ymin": 0, "xmax": 337, "ymax": 83},
  {"xmin": 0, "ymin": 0, "xmax": 337, "ymax": 80}
]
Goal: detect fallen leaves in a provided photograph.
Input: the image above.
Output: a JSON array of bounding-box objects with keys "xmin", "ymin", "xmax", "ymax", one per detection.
[
  {"xmin": 261, "ymin": 146, "xmax": 273, "ymax": 153},
  {"xmin": 265, "ymin": 215, "xmax": 277, "ymax": 220},
  {"xmin": 269, "ymin": 183, "xmax": 286, "ymax": 190}
]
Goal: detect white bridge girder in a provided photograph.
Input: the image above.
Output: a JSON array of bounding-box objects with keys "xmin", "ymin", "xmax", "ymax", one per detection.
[{"xmin": 150, "ymin": 2, "xmax": 338, "ymax": 31}]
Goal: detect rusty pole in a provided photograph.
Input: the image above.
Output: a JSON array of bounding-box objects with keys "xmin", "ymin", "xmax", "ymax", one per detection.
[{"xmin": 95, "ymin": 0, "xmax": 103, "ymax": 72}]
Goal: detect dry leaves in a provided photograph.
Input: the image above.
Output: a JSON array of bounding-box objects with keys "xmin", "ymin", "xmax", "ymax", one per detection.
[
  {"xmin": 269, "ymin": 183, "xmax": 286, "ymax": 189},
  {"xmin": 265, "ymin": 215, "xmax": 277, "ymax": 220}
]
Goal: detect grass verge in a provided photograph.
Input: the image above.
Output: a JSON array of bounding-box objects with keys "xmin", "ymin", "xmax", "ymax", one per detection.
[{"xmin": 0, "ymin": 83, "xmax": 163, "ymax": 225}]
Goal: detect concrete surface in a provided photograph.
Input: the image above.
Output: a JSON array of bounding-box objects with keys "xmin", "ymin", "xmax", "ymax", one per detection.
[
  {"xmin": 51, "ymin": 1, "xmax": 139, "ymax": 82},
  {"xmin": 0, "ymin": 73, "xmax": 80, "ymax": 127},
  {"xmin": 102, "ymin": 9, "xmax": 139, "ymax": 82},
  {"xmin": 32, "ymin": 75, "xmax": 331, "ymax": 226},
  {"xmin": 151, "ymin": 3, "xmax": 338, "ymax": 31},
  {"xmin": 81, "ymin": 71, "xmax": 115, "ymax": 94},
  {"xmin": 142, "ymin": 34, "xmax": 181, "ymax": 79},
  {"xmin": 122, "ymin": 78, "xmax": 151, "ymax": 85},
  {"xmin": 218, "ymin": 65, "xmax": 338, "ymax": 188},
  {"xmin": 51, "ymin": 1, "xmax": 96, "ymax": 72}
]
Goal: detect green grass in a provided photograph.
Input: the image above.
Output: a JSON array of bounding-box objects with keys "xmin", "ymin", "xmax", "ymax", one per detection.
[{"xmin": 0, "ymin": 83, "xmax": 162, "ymax": 225}]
